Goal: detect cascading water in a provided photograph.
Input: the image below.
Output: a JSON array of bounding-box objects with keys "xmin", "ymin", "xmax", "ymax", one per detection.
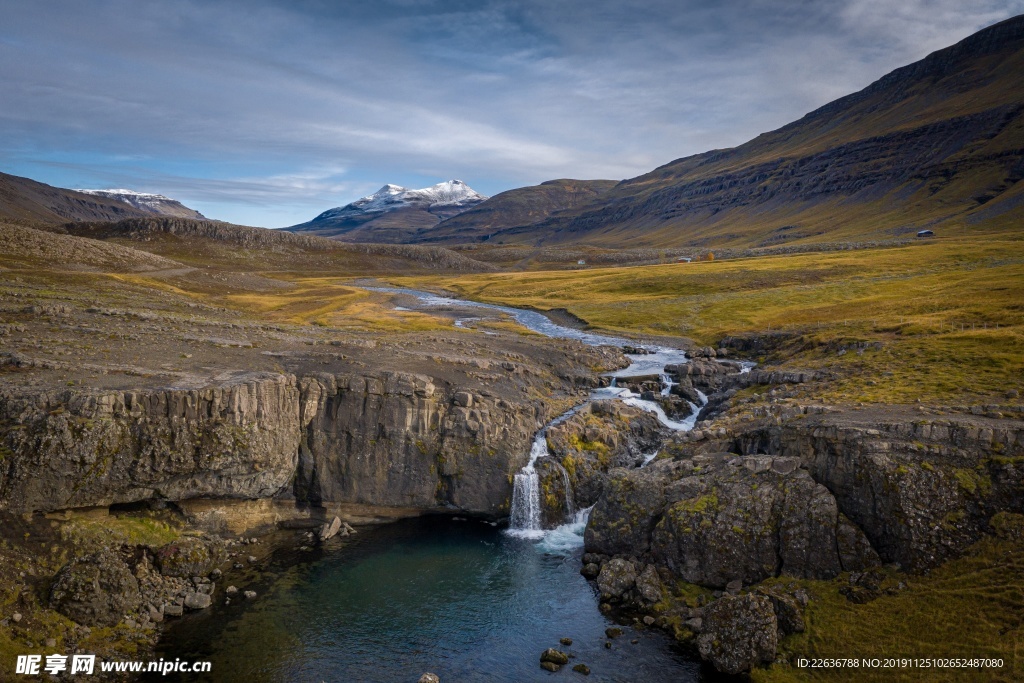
[
  {"xmin": 365, "ymin": 285, "xmax": 750, "ymax": 548},
  {"xmin": 508, "ymin": 434, "xmax": 547, "ymax": 538}
]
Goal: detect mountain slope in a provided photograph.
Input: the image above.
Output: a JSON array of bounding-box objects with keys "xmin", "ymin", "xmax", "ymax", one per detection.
[
  {"xmin": 75, "ymin": 189, "xmax": 205, "ymax": 219},
  {"xmin": 473, "ymin": 15, "xmax": 1024, "ymax": 248},
  {"xmin": 0, "ymin": 171, "xmax": 152, "ymax": 224},
  {"xmin": 416, "ymin": 179, "xmax": 618, "ymax": 243},
  {"xmin": 286, "ymin": 179, "xmax": 487, "ymax": 242}
]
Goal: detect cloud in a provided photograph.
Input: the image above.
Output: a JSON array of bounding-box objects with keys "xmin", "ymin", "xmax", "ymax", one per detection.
[{"xmin": 1, "ymin": 0, "xmax": 1022, "ymax": 226}]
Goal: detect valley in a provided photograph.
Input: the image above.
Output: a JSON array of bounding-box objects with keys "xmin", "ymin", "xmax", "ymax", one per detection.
[{"xmin": 1, "ymin": 12, "xmax": 1024, "ymax": 683}]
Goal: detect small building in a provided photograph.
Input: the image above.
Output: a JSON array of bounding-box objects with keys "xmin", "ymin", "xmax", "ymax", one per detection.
[
  {"xmin": 577, "ymin": 259, "xmax": 586, "ymax": 265},
  {"xmin": 676, "ymin": 257, "xmax": 692, "ymax": 263},
  {"xmin": 917, "ymin": 230, "xmax": 935, "ymax": 238}
]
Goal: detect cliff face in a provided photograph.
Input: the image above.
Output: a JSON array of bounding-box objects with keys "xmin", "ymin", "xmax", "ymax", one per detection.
[
  {"xmin": 0, "ymin": 364, "xmax": 578, "ymax": 519},
  {"xmin": 292, "ymin": 371, "xmax": 545, "ymax": 515},
  {"xmin": 585, "ymin": 405, "xmax": 1024, "ymax": 587},
  {"xmin": 744, "ymin": 415, "xmax": 1024, "ymax": 570},
  {"xmin": 0, "ymin": 373, "xmax": 301, "ymax": 513}
]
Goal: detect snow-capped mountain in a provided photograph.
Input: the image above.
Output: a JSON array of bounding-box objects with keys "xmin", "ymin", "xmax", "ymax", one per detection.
[
  {"xmin": 315, "ymin": 180, "xmax": 486, "ymax": 221},
  {"xmin": 75, "ymin": 189, "xmax": 206, "ymax": 219},
  {"xmin": 285, "ymin": 180, "xmax": 488, "ymax": 242}
]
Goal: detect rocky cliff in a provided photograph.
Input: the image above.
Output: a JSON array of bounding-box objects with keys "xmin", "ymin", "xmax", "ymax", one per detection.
[{"xmin": 0, "ymin": 348, "xmax": 604, "ymax": 521}]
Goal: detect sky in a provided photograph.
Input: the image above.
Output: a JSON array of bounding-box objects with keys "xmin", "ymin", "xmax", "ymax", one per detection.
[{"xmin": 1, "ymin": 0, "xmax": 1022, "ymax": 228}]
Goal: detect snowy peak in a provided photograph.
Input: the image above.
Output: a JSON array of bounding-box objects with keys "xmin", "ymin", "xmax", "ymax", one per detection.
[
  {"xmin": 320, "ymin": 180, "xmax": 487, "ymax": 219},
  {"xmin": 75, "ymin": 188, "xmax": 206, "ymax": 219}
]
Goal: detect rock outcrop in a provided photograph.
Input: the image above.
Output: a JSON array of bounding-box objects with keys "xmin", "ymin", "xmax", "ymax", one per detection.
[
  {"xmin": 546, "ymin": 400, "xmax": 668, "ymax": 510},
  {"xmin": 0, "ymin": 372, "xmax": 301, "ymax": 513},
  {"xmin": 586, "ymin": 454, "xmax": 878, "ymax": 588},
  {"xmin": 292, "ymin": 371, "xmax": 545, "ymax": 516}
]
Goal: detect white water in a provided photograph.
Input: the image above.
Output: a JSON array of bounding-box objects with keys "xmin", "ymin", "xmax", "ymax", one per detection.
[
  {"xmin": 363, "ymin": 284, "xmax": 727, "ymax": 549},
  {"xmin": 506, "ymin": 434, "xmax": 547, "ymax": 540}
]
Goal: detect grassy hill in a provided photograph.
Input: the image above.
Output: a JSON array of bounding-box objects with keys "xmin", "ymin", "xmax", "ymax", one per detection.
[
  {"xmin": 457, "ymin": 15, "xmax": 1024, "ymax": 249},
  {"xmin": 419, "ymin": 179, "xmax": 618, "ymax": 243}
]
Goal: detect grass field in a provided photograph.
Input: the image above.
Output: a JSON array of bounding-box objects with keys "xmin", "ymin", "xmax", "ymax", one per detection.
[
  {"xmin": 752, "ymin": 530, "xmax": 1024, "ymax": 683},
  {"xmin": 394, "ymin": 237, "xmax": 1024, "ymax": 403}
]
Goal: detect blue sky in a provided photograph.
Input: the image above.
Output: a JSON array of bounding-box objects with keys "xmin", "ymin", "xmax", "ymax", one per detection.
[{"xmin": 1, "ymin": 0, "xmax": 1022, "ymax": 227}]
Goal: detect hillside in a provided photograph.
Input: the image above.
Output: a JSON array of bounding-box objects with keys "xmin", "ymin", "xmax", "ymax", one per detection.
[
  {"xmin": 61, "ymin": 216, "xmax": 497, "ymax": 273},
  {"xmin": 416, "ymin": 179, "xmax": 618, "ymax": 243},
  {"xmin": 0, "ymin": 171, "xmax": 152, "ymax": 224},
  {"xmin": 286, "ymin": 180, "xmax": 487, "ymax": 242},
  {"xmin": 449, "ymin": 15, "xmax": 1024, "ymax": 248}
]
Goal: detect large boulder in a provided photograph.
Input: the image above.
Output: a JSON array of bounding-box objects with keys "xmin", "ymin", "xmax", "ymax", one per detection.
[
  {"xmin": 154, "ymin": 537, "xmax": 221, "ymax": 577},
  {"xmin": 697, "ymin": 594, "xmax": 778, "ymax": 675},
  {"xmin": 649, "ymin": 455, "xmax": 878, "ymax": 587},
  {"xmin": 49, "ymin": 549, "xmax": 142, "ymax": 626},
  {"xmin": 596, "ymin": 558, "xmax": 637, "ymax": 602},
  {"xmin": 584, "ymin": 465, "xmax": 668, "ymax": 557}
]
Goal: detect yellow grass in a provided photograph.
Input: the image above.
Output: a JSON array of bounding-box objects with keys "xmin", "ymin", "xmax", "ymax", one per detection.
[{"xmin": 395, "ymin": 237, "xmax": 1024, "ymax": 402}]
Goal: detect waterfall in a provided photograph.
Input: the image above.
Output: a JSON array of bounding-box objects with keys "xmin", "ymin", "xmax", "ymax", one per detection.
[
  {"xmin": 508, "ymin": 433, "xmax": 547, "ymax": 536},
  {"xmin": 557, "ymin": 461, "xmax": 575, "ymax": 517}
]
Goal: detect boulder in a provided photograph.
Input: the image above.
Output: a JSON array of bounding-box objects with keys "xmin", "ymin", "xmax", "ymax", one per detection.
[
  {"xmin": 697, "ymin": 594, "xmax": 777, "ymax": 675},
  {"xmin": 154, "ymin": 537, "xmax": 221, "ymax": 578},
  {"xmin": 418, "ymin": 674, "xmax": 440, "ymax": 683},
  {"xmin": 184, "ymin": 592, "xmax": 212, "ymax": 610},
  {"xmin": 596, "ymin": 559, "xmax": 636, "ymax": 602},
  {"xmin": 648, "ymin": 455, "xmax": 877, "ymax": 587},
  {"xmin": 318, "ymin": 516, "xmax": 342, "ymax": 542},
  {"xmin": 635, "ymin": 565, "xmax": 663, "ymax": 603},
  {"xmin": 540, "ymin": 648, "xmax": 569, "ymax": 665},
  {"xmin": 49, "ymin": 549, "xmax": 142, "ymax": 627}
]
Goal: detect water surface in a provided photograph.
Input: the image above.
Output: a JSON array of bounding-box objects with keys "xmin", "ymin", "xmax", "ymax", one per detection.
[{"xmin": 153, "ymin": 518, "xmax": 703, "ymax": 682}]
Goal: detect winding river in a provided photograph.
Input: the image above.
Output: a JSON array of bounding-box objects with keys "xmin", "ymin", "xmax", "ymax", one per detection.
[{"xmin": 152, "ymin": 288, "xmax": 719, "ymax": 682}]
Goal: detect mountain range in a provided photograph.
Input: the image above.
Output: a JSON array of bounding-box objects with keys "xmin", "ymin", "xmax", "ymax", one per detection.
[{"xmin": 3, "ymin": 15, "xmax": 1023, "ymax": 251}]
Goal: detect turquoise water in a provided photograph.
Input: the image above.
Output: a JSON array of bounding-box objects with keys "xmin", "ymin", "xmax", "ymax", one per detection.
[{"xmin": 152, "ymin": 517, "xmax": 705, "ymax": 682}]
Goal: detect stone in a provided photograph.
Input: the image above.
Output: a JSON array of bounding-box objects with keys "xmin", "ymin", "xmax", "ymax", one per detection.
[
  {"xmin": 418, "ymin": 674, "xmax": 440, "ymax": 683},
  {"xmin": 604, "ymin": 627, "xmax": 623, "ymax": 639},
  {"xmin": 243, "ymin": 590, "xmax": 257, "ymax": 599},
  {"xmin": 540, "ymin": 648, "xmax": 569, "ymax": 666},
  {"xmin": 12, "ymin": 612, "xmax": 22, "ymax": 623},
  {"xmin": 318, "ymin": 516, "xmax": 342, "ymax": 542},
  {"xmin": 453, "ymin": 391, "xmax": 473, "ymax": 407},
  {"xmin": 596, "ymin": 559, "xmax": 637, "ymax": 602},
  {"xmin": 643, "ymin": 616, "xmax": 656, "ymax": 626},
  {"xmin": 581, "ymin": 563, "xmax": 600, "ymax": 579},
  {"xmin": 225, "ymin": 585, "xmax": 238, "ymax": 595},
  {"xmin": 635, "ymin": 565, "xmax": 663, "ymax": 603},
  {"xmin": 697, "ymin": 594, "xmax": 777, "ymax": 675},
  {"xmin": 155, "ymin": 538, "xmax": 220, "ymax": 578},
  {"xmin": 726, "ymin": 579, "xmax": 743, "ymax": 594},
  {"xmin": 184, "ymin": 592, "xmax": 212, "ymax": 610},
  {"xmin": 49, "ymin": 549, "xmax": 142, "ymax": 627},
  {"xmin": 540, "ymin": 661, "xmax": 560, "ymax": 672},
  {"xmin": 45, "ymin": 638, "xmax": 56, "ymax": 648},
  {"xmin": 163, "ymin": 603, "xmax": 184, "ymax": 618},
  {"xmin": 572, "ymin": 664, "xmax": 591, "ymax": 675},
  {"xmin": 559, "ymin": 637, "xmax": 573, "ymax": 646}
]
